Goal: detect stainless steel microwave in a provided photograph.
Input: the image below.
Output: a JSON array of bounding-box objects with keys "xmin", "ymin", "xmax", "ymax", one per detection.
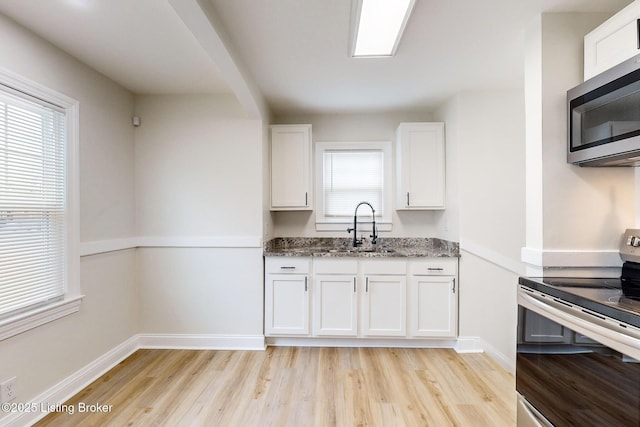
[{"xmin": 568, "ymin": 53, "xmax": 640, "ymax": 166}]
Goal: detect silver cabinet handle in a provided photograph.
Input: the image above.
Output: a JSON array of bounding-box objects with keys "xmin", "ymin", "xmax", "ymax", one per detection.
[
  {"xmin": 428, "ymin": 267, "xmax": 444, "ymax": 271},
  {"xmin": 366, "ymin": 277, "xmax": 369, "ymax": 292},
  {"xmin": 305, "ymin": 192, "xmax": 308, "ymax": 206},
  {"xmin": 353, "ymin": 277, "xmax": 356, "ymax": 293},
  {"xmin": 452, "ymin": 278, "xmax": 456, "ymax": 293},
  {"xmin": 305, "ymin": 276, "xmax": 308, "ymax": 292},
  {"xmin": 280, "ymin": 266, "xmax": 296, "ymax": 270},
  {"xmin": 407, "ymin": 192, "xmax": 410, "ymax": 206}
]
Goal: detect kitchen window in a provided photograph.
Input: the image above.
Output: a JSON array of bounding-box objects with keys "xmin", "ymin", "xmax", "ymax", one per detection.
[
  {"xmin": 0, "ymin": 70, "xmax": 81, "ymax": 340},
  {"xmin": 315, "ymin": 141, "xmax": 392, "ymax": 231}
]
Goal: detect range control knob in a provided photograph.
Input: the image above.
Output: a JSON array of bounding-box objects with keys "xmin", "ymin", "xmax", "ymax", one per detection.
[{"xmin": 632, "ymin": 236, "xmax": 640, "ymax": 247}]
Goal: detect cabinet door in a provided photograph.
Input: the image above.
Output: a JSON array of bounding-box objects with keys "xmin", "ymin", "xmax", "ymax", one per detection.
[
  {"xmin": 519, "ymin": 307, "xmax": 571, "ymax": 344},
  {"xmin": 314, "ymin": 275, "xmax": 358, "ymax": 336},
  {"xmin": 265, "ymin": 274, "xmax": 309, "ymax": 336},
  {"xmin": 396, "ymin": 122, "xmax": 445, "ymax": 210},
  {"xmin": 270, "ymin": 124, "xmax": 312, "ymax": 210},
  {"xmin": 409, "ymin": 276, "xmax": 457, "ymax": 337},
  {"xmin": 362, "ymin": 275, "xmax": 406, "ymax": 337},
  {"xmin": 584, "ymin": 1, "xmax": 640, "ymax": 80}
]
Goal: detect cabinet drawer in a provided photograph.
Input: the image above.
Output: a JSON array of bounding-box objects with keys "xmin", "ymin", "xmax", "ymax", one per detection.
[
  {"xmin": 409, "ymin": 259, "xmax": 457, "ymax": 276},
  {"xmin": 313, "ymin": 259, "xmax": 358, "ymax": 275},
  {"xmin": 362, "ymin": 260, "xmax": 406, "ymax": 275},
  {"xmin": 265, "ymin": 257, "xmax": 310, "ymax": 274}
]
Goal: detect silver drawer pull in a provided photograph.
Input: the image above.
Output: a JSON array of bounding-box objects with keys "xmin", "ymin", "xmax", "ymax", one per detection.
[
  {"xmin": 280, "ymin": 266, "xmax": 296, "ymax": 270},
  {"xmin": 428, "ymin": 267, "xmax": 444, "ymax": 271}
]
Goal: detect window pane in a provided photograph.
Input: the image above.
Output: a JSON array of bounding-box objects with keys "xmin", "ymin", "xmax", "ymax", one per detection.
[
  {"xmin": 0, "ymin": 89, "xmax": 66, "ymax": 318},
  {"xmin": 323, "ymin": 150, "xmax": 383, "ymax": 217}
]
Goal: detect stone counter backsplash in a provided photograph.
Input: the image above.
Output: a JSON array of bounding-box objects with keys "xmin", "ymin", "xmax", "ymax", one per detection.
[{"xmin": 263, "ymin": 237, "xmax": 460, "ymax": 258}]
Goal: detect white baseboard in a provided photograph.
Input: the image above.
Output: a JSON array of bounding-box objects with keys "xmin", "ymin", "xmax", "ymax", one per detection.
[
  {"xmin": 478, "ymin": 338, "xmax": 514, "ymax": 374},
  {"xmin": 266, "ymin": 337, "xmax": 459, "ymax": 348},
  {"xmin": 454, "ymin": 336, "xmax": 514, "ymax": 374},
  {"xmin": 0, "ymin": 336, "xmax": 139, "ymax": 427},
  {"xmin": 453, "ymin": 336, "xmax": 483, "ymax": 353},
  {"xmin": 137, "ymin": 334, "xmax": 266, "ymax": 350}
]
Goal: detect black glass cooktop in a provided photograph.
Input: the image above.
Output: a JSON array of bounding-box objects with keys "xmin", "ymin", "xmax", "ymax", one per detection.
[{"xmin": 519, "ymin": 276, "xmax": 640, "ymax": 329}]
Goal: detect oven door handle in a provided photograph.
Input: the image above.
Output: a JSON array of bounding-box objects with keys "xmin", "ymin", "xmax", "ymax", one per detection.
[{"xmin": 519, "ymin": 289, "xmax": 640, "ymax": 360}]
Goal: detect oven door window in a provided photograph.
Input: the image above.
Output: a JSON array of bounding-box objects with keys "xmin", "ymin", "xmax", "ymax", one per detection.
[{"xmin": 517, "ymin": 306, "xmax": 640, "ymax": 426}]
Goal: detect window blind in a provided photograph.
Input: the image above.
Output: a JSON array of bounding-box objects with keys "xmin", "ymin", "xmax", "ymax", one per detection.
[
  {"xmin": 323, "ymin": 150, "xmax": 383, "ymax": 217},
  {"xmin": 0, "ymin": 88, "xmax": 66, "ymax": 319}
]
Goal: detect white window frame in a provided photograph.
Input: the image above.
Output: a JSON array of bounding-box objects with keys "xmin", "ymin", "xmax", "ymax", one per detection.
[
  {"xmin": 0, "ymin": 68, "xmax": 82, "ymax": 341},
  {"xmin": 315, "ymin": 141, "xmax": 392, "ymax": 232}
]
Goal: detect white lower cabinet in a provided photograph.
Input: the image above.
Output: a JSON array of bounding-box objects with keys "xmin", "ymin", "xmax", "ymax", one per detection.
[
  {"xmin": 313, "ymin": 274, "xmax": 358, "ymax": 336},
  {"xmin": 409, "ymin": 258, "xmax": 458, "ymax": 338},
  {"xmin": 264, "ymin": 256, "xmax": 458, "ymax": 340},
  {"xmin": 409, "ymin": 276, "xmax": 457, "ymax": 337},
  {"xmin": 264, "ymin": 258, "xmax": 310, "ymax": 336},
  {"xmin": 313, "ymin": 259, "xmax": 359, "ymax": 336},
  {"xmin": 362, "ymin": 275, "xmax": 406, "ymax": 336}
]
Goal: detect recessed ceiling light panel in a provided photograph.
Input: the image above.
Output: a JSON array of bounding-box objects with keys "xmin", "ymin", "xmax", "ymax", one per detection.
[{"xmin": 351, "ymin": 0, "xmax": 415, "ymax": 58}]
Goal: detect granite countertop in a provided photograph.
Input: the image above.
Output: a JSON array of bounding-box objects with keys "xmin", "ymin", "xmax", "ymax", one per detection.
[{"xmin": 263, "ymin": 237, "xmax": 460, "ymax": 258}]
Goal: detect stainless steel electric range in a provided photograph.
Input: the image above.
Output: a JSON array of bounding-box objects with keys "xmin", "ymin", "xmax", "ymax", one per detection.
[{"xmin": 517, "ymin": 229, "xmax": 640, "ymax": 427}]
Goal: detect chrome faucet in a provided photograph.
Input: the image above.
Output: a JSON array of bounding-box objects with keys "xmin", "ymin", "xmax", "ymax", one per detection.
[{"xmin": 346, "ymin": 202, "xmax": 378, "ymax": 247}]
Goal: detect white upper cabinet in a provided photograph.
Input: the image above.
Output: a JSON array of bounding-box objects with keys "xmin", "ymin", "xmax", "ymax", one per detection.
[
  {"xmin": 396, "ymin": 122, "xmax": 445, "ymax": 210},
  {"xmin": 270, "ymin": 124, "xmax": 312, "ymax": 210},
  {"xmin": 584, "ymin": 2, "xmax": 640, "ymax": 80}
]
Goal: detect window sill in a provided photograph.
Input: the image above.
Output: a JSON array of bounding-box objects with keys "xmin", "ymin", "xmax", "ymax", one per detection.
[
  {"xmin": 0, "ymin": 296, "xmax": 84, "ymax": 341},
  {"xmin": 315, "ymin": 222, "xmax": 392, "ymax": 232}
]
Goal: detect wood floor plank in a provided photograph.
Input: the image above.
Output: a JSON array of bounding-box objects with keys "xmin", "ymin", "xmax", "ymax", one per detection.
[{"xmin": 33, "ymin": 347, "xmax": 516, "ymax": 427}]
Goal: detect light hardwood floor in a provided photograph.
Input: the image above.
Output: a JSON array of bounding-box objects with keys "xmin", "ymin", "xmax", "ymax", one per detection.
[{"xmin": 34, "ymin": 347, "xmax": 516, "ymax": 426}]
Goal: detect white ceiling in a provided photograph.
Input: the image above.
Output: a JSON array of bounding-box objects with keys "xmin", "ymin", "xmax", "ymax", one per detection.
[
  {"xmin": 0, "ymin": 0, "xmax": 230, "ymax": 95},
  {"xmin": 0, "ymin": 0, "xmax": 633, "ymax": 116}
]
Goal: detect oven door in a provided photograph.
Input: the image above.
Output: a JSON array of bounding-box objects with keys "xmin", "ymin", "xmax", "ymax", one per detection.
[{"xmin": 517, "ymin": 287, "xmax": 640, "ymax": 426}]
